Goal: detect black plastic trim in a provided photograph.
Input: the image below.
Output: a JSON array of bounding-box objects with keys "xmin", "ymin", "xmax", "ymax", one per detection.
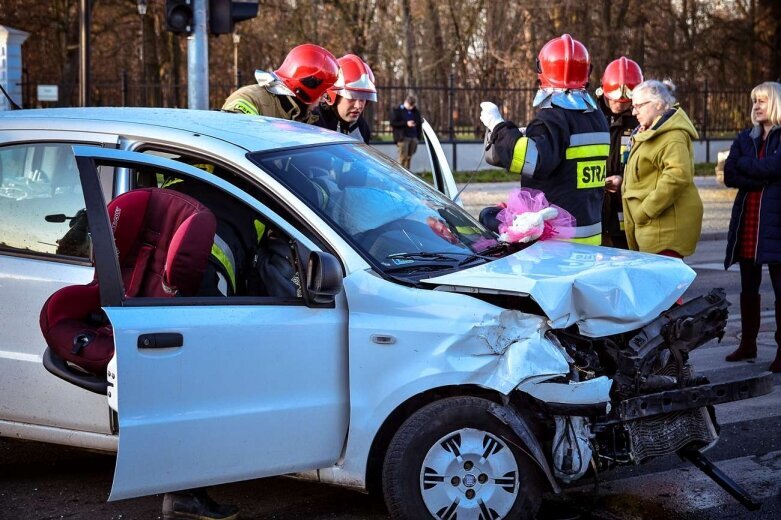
[
  {"xmin": 606, "ymin": 373, "xmax": 773, "ymax": 423},
  {"xmin": 138, "ymin": 333, "xmax": 183, "ymax": 349},
  {"xmin": 75, "ymin": 155, "xmax": 124, "ymax": 307},
  {"xmin": 42, "ymin": 348, "xmax": 108, "ymax": 395}
]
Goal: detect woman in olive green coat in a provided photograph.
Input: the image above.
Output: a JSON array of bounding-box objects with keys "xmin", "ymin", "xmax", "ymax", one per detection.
[{"xmin": 622, "ymin": 79, "xmax": 703, "ymax": 258}]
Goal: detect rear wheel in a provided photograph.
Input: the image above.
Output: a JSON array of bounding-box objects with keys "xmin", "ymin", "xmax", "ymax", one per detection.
[{"xmin": 382, "ymin": 396, "xmax": 543, "ymax": 520}]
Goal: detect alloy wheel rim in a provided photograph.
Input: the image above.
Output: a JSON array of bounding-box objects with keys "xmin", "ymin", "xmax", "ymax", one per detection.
[{"xmin": 419, "ymin": 427, "xmax": 520, "ymax": 519}]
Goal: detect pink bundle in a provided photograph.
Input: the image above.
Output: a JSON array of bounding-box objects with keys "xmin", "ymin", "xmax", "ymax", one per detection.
[{"xmin": 496, "ymin": 188, "xmax": 576, "ymax": 243}]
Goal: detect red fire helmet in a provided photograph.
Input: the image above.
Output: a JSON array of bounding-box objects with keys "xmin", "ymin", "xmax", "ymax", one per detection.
[
  {"xmin": 536, "ymin": 34, "xmax": 590, "ymax": 90},
  {"xmin": 601, "ymin": 57, "xmax": 644, "ymax": 102},
  {"xmin": 274, "ymin": 44, "xmax": 343, "ymax": 104},
  {"xmin": 326, "ymin": 54, "xmax": 377, "ymax": 104}
]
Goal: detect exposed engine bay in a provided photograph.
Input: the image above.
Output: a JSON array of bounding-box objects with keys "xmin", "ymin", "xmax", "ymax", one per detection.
[{"xmin": 523, "ymin": 288, "xmax": 772, "ymax": 507}]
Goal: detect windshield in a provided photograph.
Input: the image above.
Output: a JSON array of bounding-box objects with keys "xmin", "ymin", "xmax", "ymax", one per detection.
[{"xmin": 249, "ymin": 144, "xmax": 498, "ymax": 274}]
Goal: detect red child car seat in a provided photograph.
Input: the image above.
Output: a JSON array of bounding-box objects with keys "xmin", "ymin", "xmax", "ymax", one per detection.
[{"xmin": 39, "ymin": 188, "xmax": 216, "ymax": 376}]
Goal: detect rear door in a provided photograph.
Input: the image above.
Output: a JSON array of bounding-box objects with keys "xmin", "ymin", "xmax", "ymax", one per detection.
[
  {"xmin": 71, "ymin": 147, "xmax": 349, "ymax": 499},
  {"xmin": 0, "ymin": 131, "xmax": 119, "ymax": 438}
]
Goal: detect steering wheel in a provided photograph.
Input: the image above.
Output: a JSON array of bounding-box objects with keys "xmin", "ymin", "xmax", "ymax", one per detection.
[
  {"xmin": 308, "ymin": 166, "xmax": 331, "ymax": 178},
  {"xmin": 0, "ymin": 186, "xmax": 29, "ymax": 200},
  {"xmin": 355, "ymin": 218, "xmax": 436, "ymax": 255}
]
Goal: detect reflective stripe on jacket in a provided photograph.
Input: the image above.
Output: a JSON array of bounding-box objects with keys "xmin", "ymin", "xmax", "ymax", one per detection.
[
  {"xmin": 491, "ymin": 106, "xmax": 610, "ymax": 244},
  {"xmin": 222, "ymin": 84, "xmax": 317, "ymax": 123}
]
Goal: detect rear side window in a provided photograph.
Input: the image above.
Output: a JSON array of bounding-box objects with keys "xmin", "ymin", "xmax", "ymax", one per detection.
[{"xmin": 0, "ymin": 143, "xmax": 90, "ymax": 259}]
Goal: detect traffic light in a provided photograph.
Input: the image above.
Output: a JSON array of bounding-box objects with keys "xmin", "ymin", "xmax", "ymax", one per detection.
[
  {"xmin": 209, "ymin": 0, "xmax": 259, "ymax": 35},
  {"xmin": 165, "ymin": 0, "xmax": 193, "ymax": 34}
]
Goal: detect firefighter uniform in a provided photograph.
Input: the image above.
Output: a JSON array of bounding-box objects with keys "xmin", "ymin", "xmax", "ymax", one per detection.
[
  {"xmin": 599, "ymin": 98, "xmax": 637, "ymax": 248},
  {"xmin": 222, "ymin": 84, "xmax": 318, "ymax": 124},
  {"xmin": 489, "ymin": 107, "xmax": 610, "ymax": 245},
  {"xmin": 596, "ymin": 56, "xmax": 644, "ymax": 248}
]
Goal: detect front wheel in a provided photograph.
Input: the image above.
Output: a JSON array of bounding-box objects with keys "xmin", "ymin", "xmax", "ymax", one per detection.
[{"xmin": 382, "ymin": 396, "xmax": 543, "ymax": 520}]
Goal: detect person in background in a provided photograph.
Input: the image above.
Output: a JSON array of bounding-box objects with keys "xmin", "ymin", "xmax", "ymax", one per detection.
[
  {"xmin": 722, "ymin": 81, "xmax": 781, "ymax": 373},
  {"xmin": 390, "ymin": 94, "xmax": 423, "ymax": 169},
  {"xmin": 596, "ymin": 57, "xmax": 643, "ymax": 248},
  {"xmin": 621, "ymin": 79, "xmax": 702, "ymax": 260},
  {"xmin": 222, "ymin": 43, "xmax": 343, "ymax": 123},
  {"xmin": 313, "ymin": 54, "xmax": 376, "ymax": 143},
  {"xmin": 479, "ymin": 34, "xmax": 610, "ymax": 245}
]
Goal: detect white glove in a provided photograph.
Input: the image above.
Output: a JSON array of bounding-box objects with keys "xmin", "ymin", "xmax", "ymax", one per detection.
[{"xmin": 480, "ymin": 102, "xmax": 504, "ymax": 131}]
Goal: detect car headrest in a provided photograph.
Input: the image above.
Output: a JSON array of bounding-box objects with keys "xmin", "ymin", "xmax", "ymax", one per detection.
[{"xmin": 108, "ymin": 188, "xmax": 216, "ymax": 297}]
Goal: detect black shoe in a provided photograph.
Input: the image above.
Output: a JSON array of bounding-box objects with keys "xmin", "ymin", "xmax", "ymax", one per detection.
[{"xmin": 162, "ymin": 488, "xmax": 239, "ymax": 520}]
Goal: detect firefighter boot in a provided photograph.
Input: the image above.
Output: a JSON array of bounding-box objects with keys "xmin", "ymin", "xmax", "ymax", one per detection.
[
  {"xmin": 162, "ymin": 488, "xmax": 239, "ymax": 520},
  {"xmin": 770, "ymin": 302, "xmax": 781, "ymax": 373},
  {"xmin": 725, "ymin": 293, "xmax": 761, "ymax": 362}
]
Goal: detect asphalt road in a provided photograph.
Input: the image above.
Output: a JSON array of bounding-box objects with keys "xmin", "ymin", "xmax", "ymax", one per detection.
[{"xmin": 2, "ymin": 182, "xmax": 780, "ymax": 520}]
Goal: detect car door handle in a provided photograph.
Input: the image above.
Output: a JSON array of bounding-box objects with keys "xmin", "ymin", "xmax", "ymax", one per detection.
[{"xmin": 137, "ymin": 333, "xmax": 183, "ymax": 349}]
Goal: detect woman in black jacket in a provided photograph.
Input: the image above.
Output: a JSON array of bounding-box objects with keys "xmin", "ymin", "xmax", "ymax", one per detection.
[{"xmin": 723, "ymin": 81, "xmax": 781, "ymax": 372}]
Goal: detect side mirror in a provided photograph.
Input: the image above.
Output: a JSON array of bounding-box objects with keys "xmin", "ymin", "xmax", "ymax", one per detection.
[{"xmin": 306, "ymin": 251, "xmax": 343, "ymax": 305}]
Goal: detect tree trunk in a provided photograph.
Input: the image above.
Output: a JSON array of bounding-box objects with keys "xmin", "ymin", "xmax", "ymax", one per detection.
[
  {"xmin": 401, "ymin": 0, "xmax": 417, "ymax": 89},
  {"xmin": 424, "ymin": 0, "xmax": 448, "ymax": 87}
]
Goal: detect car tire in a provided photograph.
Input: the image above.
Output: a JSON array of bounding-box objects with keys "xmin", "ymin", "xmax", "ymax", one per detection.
[{"xmin": 382, "ymin": 396, "xmax": 543, "ymax": 520}]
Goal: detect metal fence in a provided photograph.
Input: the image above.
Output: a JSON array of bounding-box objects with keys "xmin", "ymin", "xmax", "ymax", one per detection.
[
  {"xmin": 369, "ymin": 82, "xmax": 752, "ymax": 142},
  {"xmin": 25, "ymin": 74, "xmax": 752, "ymax": 142}
]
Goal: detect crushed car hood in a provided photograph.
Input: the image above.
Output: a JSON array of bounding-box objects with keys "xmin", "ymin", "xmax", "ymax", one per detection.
[{"xmin": 421, "ymin": 240, "xmax": 696, "ymax": 336}]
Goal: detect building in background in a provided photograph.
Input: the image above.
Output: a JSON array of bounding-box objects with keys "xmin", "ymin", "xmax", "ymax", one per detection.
[{"xmin": 0, "ymin": 25, "xmax": 29, "ymax": 110}]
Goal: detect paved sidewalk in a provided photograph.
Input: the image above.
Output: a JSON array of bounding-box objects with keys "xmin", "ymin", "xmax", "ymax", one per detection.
[{"xmin": 459, "ymin": 176, "xmax": 736, "ymax": 240}]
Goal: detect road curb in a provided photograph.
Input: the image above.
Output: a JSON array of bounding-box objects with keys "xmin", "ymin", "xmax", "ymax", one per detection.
[{"xmin": 701, "ymin": 231, "xmax": 728, "ymax": 241}]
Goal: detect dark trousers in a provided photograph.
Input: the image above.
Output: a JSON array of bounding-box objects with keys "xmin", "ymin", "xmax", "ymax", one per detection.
[{"xmin": 739, "ymin": 260, "xmax": 781, "ymax": 298}]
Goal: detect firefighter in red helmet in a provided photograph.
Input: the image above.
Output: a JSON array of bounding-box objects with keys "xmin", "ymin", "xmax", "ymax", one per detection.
[
  {"xmin": 313, "ymin": 54, "xmax": 376, "ymax": 143},
  {"xmin": 596, "ymin": 57, "xmax": 644, "ymax": 248},
  {"xmin": 222, "ymin": 43, "xmax": 343, "ymax": 123},
  {"xmin": 480, "ymin": 34, "xmax": 610, "ymax": 245},
  {"xmin": 170, "ymin": 44, "xmax": 344, "ymax": 520}
]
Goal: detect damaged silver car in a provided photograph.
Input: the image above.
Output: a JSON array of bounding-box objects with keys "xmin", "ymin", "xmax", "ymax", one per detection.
[{"xmin": 0, "ymin": 108, "xmax": 772, "ymax": 520}]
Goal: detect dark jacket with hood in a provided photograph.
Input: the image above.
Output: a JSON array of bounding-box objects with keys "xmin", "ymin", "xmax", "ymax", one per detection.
[{"xmin": 724, "ymin": 124, "xmax": 781, "ymax": 267}]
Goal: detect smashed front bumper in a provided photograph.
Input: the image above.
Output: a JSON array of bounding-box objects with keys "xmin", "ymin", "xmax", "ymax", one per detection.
[
  {"xmin": 603, "ymin": 373, "xmax": 773, "ymax": 463},
  {"xmin": 610, "ymin": 372, "xmax": 773, "ymax": 422},
  {"xmin": 523, "ymin": 288, "xmax": 774, "ymax": 465}
]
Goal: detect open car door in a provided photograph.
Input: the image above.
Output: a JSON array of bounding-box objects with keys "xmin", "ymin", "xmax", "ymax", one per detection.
[
  {"xmin": 69, "ymin": 146, "xmax": 349, "ymax": 500},
  {"xmin": 420, "ymin": 120, "xmax": 461, "ymax": 205}
]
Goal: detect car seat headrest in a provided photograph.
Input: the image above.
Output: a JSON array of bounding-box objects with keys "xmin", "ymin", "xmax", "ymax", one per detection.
[{"xmin": 108, "ymin": 188, "xmax": 216, "ymax": 297}]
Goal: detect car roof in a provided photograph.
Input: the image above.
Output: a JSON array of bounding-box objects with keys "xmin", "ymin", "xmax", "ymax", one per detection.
[{"xmin": 0, "ymin": 107, "xmax": 354, "ymax": 151}]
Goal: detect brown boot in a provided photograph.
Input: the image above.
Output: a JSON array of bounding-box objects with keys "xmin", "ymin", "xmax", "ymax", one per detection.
[
  {"xmin": 770, "ymin": 303, "xmax": 781, "ymax": 373},
  {"xmin": 726, "ymin": 293, "xmax": 761, "ymax": 362}
]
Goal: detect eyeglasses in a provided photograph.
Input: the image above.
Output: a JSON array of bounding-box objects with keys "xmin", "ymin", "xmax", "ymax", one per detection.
[{"xmin": 632, "ymin": 100, "xmax": 652, "ymax": 112}]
